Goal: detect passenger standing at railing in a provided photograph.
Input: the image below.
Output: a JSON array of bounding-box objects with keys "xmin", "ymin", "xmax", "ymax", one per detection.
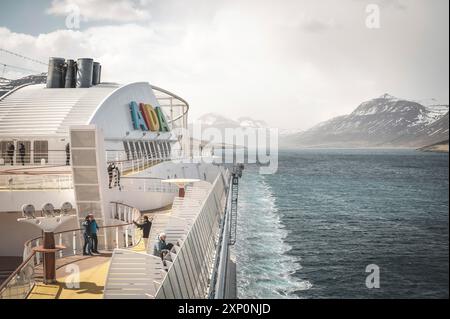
[
  {"xmin": 108, "ymin": 163, "xmax": 115, "ymax": 188},
  {"xmin": 82, "ymin": 216, "xmax": 93, "ymax": 256},
  {"xmin": 18, "ymin": 143, "xmax": 25, "ymax": 166},
  {"xmin": 7, "ymin": 143, "xmax": 14, "ymax": 166},
  {"xmin": 88, "ymin": 214, "xmax": 100, "ymax": 254},
  {"xmin": 65, "ymin": 143, "xmax": 70, "ymax": 166},
  {"xmin": 114, "ymin": 165, "xmax": 121, "ymax": 191},
  {"xmin": 134, "ymin": 216, "xmax": 152, "ymax": 250}
]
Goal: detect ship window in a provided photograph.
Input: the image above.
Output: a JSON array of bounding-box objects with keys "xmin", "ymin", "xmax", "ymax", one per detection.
[
  {"xmin": 144, "ymin": 141, "xmax": 151, "ymax": 157},
  {"xmin": 139, "ymin": 141, "xmax": 146, "ymax": 157},
  {"xmin": 128, "ymin": 141, "xmax": 136, "ymax": 159},
  {"xmin": 156, "ymin": 142, "xmax": 162, "ymax": 158},
  {"xmin": 33, "ymin": 140, "xmax": 48, "ymax": 164},
  {"xmin": 16, "ymin": 141, "xmax": 31, "ymax": 164},
  {"xmin": 149, "ymin": 142, "xmax": 156, "ymax": 158},
  {"xmin": 0, "ymin": 141, "xmax": 13, "ymax": 164},
  {"xmin": 135, "ymin": 141, "xmax": 142, "ymax": 158},
  {"xmin": 123, "ymin": 141, "xmax": 130, "ymax": 160},
  {"xmin": 161, "ymin": 142, "xmax": 167, "ymax": 158}
]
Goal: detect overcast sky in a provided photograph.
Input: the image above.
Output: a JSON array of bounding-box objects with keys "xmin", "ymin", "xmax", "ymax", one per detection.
[{"xmin": 0, "ymin": 0, "xmax": 448, "ymax": 129}]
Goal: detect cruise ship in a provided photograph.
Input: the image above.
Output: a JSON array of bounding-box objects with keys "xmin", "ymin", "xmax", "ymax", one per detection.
[{"xmin": 0, "ymin": 57, "xmax": 241, "ymax": 299}]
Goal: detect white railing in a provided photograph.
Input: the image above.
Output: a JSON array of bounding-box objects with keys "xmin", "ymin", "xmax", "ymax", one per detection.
[
  {"xmin": 0, "ymin": 201, "xmax": 144, "ymax": 299},
  {"xmin": 0, "ymin": 150, "xmax": 70, "ymax": 167},
  {"xmin": 154, "ymin": 172, "xmax": 226, "ymax": 298},
  {"xmin": 210, "ymin": 173, "xmax": 233, "ymax": 298},
  {"xmin": 102, "ymin": 171, "xmax": 228, "ymax": 299},
  {"xmin": 0, "ymin": 219, "xmax": 140, "ymax": 299},
  {"xmin": 119, "ymin": 177, "xmax": 178, "ymax": 193},
  {"xmin": 151, "ymin": 85, "xmax": 189, "ymax": 131},
  {"xmin": 106, "ymin": 150, "xmax": 175, "ymax": 175},
  {"xmin": 109, "ymin": 202, "xmax": 141, "ymax": 224},
  {"xmin": 0, "ymin": 174, "xmax": 72, "ymax": 191}
]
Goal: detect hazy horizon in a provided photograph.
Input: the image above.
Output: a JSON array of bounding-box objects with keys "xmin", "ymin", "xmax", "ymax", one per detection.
[{"xmin": 0, "ymin": 0, "xmax": 448, "ymax": 130}]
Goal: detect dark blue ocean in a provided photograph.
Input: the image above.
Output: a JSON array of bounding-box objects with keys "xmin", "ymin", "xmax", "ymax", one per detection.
[{"xmin": 235, "ymin": 149, "xmax": 449, "ymax": 299}]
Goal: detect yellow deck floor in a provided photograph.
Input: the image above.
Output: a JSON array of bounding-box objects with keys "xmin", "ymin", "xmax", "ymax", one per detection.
[
  {"xmin": 28, "ymin": 255, "xmax": 111, "ymax": 299},
  {"xmin": 26, "ymin": 206, "xmax": 170, "ymax": 299}
]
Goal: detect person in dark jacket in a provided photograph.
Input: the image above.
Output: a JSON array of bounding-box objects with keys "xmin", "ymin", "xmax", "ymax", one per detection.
[
  {"xmin": 107, "ymin": 163, "xmax": 115, "ymax": 188},
  {"xmin": 7, "ymin": 143, "xmax": 14, "ymax": 166},
  {"xmin": 82, "ymin": 216, "xmax": 93, "ymax": 256},
  {"xmin": 18, "ymin": 143, "xmax": 25, "ymax": 166},
  {"xmin": 65, "ymin": 143, "xmax": 70, "ymax": 165},
  {"xmin": 134, "ymin": 216, "xmax": 153, "ymax": 249},
  {"xmin": 88, "ymin": 214, "xmax": 100, "ymax": 254},
  {"xmin": 114, "ymin": 166, "xmax": 121, "ymax": 191}
]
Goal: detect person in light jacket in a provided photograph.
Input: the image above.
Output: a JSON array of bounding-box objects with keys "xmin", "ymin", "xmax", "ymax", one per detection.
[{"xmin": 153, "ymin": 233, "xmax": 173, "ymax": 261}]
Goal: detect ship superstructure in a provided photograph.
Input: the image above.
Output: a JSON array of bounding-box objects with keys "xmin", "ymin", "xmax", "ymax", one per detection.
[{"xmin": 0, "ymin": 57, "xmax": 239, "ymax": 299}]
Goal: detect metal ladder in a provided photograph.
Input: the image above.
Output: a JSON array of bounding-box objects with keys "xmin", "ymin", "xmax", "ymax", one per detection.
[{"xmin": 229, "ymin": 174, "xmax": 239, "ymax": 246}]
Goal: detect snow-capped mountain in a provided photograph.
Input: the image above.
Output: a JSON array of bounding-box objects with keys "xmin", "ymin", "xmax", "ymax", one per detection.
[
  {"xmin": 0, "ymin": 74, "xmax": 47, "ymax": 97},
  {"xmin": 193, "ymin": 113, "xmax": 268, "ymax": 130},
  {"xmin": 237, "ymin": 117, "xmax": 268, "ymax": 128},
  {"xmin": 281, "ymin": 94, "xmax": 449, "ymax": 148},
  {"xmin": 0, "ymin": 77, "xmax": 10, "ymax": 86},
  {"xmin": 189, "ymin": 113, "xmax": 269, "ymax": 149}
]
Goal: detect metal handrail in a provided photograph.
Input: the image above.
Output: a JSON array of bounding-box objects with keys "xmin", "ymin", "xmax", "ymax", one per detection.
[
  {"xmin": 0, "ymin": 251, "xmax": 36, "ymax": 296},
  {"xmin": 209, "ymin": 173, "xmax": 233, "ymax": 299},
  {"xmin": 153, "ymin": 171, "xmax": 227, "ymax": 299},
  {"xmin": 151, "ymin": 85, "xmax": 189, "ymax": 124},
  {"xmin": 0, "ymin": 221, "xmax": 137, "ymax": 297},
  {"xmin": 0, "ymin": 83, "xmax": 34, "ymax": 102}
]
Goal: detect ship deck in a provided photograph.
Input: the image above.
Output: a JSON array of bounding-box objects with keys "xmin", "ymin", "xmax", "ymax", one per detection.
[{"xmin": 26, "ymin": 206, "xmax": 172, "ymax": 299}]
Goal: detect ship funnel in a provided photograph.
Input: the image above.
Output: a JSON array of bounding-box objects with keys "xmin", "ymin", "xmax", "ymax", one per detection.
[
  {"xmin": 76, "ymin": 58, "xmax": 94, "ymax": 88},
  {"xmin": 46, "ymin": 57, "xmax": 66, "ymax": 88},
  {"xmin": 64, "ymin": 59, "xmax": 76, "ymax": 88},
  {"xmin": 92, "ymin": 62, "xmax": 102, "ymax": 85}
]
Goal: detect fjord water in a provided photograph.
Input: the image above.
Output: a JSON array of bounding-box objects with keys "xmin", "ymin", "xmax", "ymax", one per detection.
[{"xmin": 235, "ymin": 149, "xmax": 449, "ymax": 298}]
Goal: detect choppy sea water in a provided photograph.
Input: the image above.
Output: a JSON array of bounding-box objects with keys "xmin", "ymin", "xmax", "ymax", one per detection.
[{"xmin": 235, "ymin": 149, "xmax": 449, "ymax": 299}]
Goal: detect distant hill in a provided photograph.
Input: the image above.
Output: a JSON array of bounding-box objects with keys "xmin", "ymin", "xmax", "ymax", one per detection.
[
  {"xmin": 281, "ymin": 94, "xmax": 449, "ymax": 148},
  {"xmin": 0, "ymin": 74, "xmax": 47, "ymax": 97},
  {"xmin": 418, "ymin": 139, "xmax": 449, "ymax": 153}
]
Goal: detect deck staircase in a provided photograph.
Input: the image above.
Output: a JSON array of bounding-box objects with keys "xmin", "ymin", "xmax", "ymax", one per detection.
[
  {"xmin": 104, "ymin": 181, "xmax": 215, "ymax": 299},
  {"xmin": 103, "ymin": 249, "xmax": 165, "ymax": 299}
]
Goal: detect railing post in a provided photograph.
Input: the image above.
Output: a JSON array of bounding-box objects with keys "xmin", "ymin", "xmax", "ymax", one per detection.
[
  {"xmin": 35, "ymin": 239, "xmax": 40, "ymax": 264},
  {"xmin": 115, "ymin": 228, "xmax": 119, "ymax": 249},
  {"xmin": 131, "ymin": 227, "xmax": 136, "ymax": 246},
  {"xmin": 125, "ymin": 228, "xmax": 129, "ymax": 247},
  {"xmin": 59, "ymin": 233, "xmax": 63, "ymax": 258},
  {"xmin": 72, "ymin": 231, "xmax": 77, "ymax": 255}
]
